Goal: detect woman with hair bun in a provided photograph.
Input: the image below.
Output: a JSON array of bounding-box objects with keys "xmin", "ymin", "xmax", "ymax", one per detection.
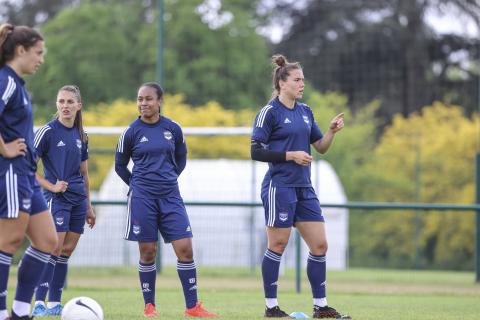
[{"xmin": 251, "ymin": 54, "xmax": 350, "ymax": 319}]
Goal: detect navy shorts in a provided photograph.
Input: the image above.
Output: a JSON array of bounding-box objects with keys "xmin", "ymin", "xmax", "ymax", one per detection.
[
  {"xmin": 47, "ymin": 196, "xmax": 87, "ymax": 234},
  {"xmin": 125, "ymin": 189, "xmax": 193, "ymax": 243},
  {"xmin": 0, "ymin": 166, "xmax": 48, "ymax": 218},
  {"xmin": 261, "ymin": 183, "xmax": 324, "ymax": 228}
]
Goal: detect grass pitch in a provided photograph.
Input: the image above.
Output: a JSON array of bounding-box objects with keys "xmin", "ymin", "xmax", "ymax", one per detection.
[{"xmin": 7, "ymin": 267, "xmax": 480, "ymax": 319}]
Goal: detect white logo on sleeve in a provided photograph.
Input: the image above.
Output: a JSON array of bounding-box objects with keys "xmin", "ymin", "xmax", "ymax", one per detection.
[
  {"xmin": 140, "ymin": 136, "xmax": 149, "ymax": 143},
  {"xmin": 284, "ymin": 118, "xmax": 291, "ymax": 124},
  {"xmin": 57, "ymin": 140, "xmax": 66, "ymax": 147}
]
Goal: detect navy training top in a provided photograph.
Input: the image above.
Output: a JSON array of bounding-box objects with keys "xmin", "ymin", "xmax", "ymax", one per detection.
[
  {"xmin": 34, "ymin": 119, "xmax": 88, "ymax": 204},
  {"xmin": 0, "ymin": 65, "xmax": 37, "ymax": 176},
  {"xmin": 251, "ymin": 97, "xmax": 323, "ymax": 188},
  {"xmin": 115, "ymin": 116, "xmax": 187, "ymax": 199}
]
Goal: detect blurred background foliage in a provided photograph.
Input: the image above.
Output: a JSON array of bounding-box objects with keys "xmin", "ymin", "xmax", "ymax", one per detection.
[{"xmin": 3, "ymin": 0, "xmax": 479, "ymax": 270}]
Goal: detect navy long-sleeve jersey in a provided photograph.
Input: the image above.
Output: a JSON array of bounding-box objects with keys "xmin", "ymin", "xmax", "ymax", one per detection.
[
  {"xmin": 115, "ymin": 116, "xmax": 187, "ymax": 198},
  {"xmin": 251, "ymin": 97, "xmax": 323, "ymax": 188}
]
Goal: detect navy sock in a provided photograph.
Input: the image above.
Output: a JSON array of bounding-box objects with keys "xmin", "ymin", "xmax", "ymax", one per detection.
[
  {"xmin": 48, "ymin": 255, "xmax": 68, "ymax": 303},
  {"xmin": 262, "ymin": 249, "xmax": 282, "ymax": 298},
  {"xmin": 0, "ymin": 250, "xmax": 13, "ymax": 311},
  {"xmin": 14, "ymin": 246, "xmax": 50, "ymax": 303},
  {"xmin": 307, "ymin": 253, "xmax": 327, "ymax": 298},
  {"xmin": 138, "ymin": 261, "xmax": 156, "ymax": 305},
  {"xmin": 177, "ymin": 260, "xmax": 197, "ymax": 309},
  {"xmin": 35, "ymin": 255, "xmax": 58, "ymax": 302}
]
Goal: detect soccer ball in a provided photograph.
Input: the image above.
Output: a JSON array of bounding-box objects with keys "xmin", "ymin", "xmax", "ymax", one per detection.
[{"xmin": 61, "ymin": 296, "xmax": 104, "ymax": 320}]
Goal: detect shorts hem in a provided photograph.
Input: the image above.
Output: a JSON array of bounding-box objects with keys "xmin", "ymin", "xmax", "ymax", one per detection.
[
  {"xmin": 294, "ymin": 217, "xmax": 325, "ymax": 224},
  {"xmin": 31, "ymin": 208, "xmax": 49, "ymax": 216},
  {"xmin": 163, "ymin": 233, "xmax": 193, "ymax": 244},
  {"xmin": 124, "ymin": 238, "xmax": 158, "ymax": 243},
  {"xmin": 64, "ymin": 228, "xmax": 84, "ymax": 235},
  {"xmin": 264, "ymin": 224, "xmax": 292, "ymax": 228}
]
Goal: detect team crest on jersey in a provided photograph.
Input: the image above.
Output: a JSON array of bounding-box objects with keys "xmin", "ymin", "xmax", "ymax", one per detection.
[
  {"xmin": 133, "ymin": 225, "xmax": 141, "ymax": 235},
  {"xmin": 163, "ymin": 131, "xmax": 173, "ymax": 140},
  {"xmin": 55, "ymin": 216, "xmax": 64, "ymax": 226},
  {"xmin": 302, "ymin": 115, "xmax": 310, "ymax": 124},
  {"xmin": 76, "ymin": 139, "xmax": 82, "ymax": 149},
  {"xmin": 279, "ymin": 211, "xmax": 288, "ymax": 222},
  {"xmin": 22, "ymin": 198, "xmax": 31, "ymax": 210}
]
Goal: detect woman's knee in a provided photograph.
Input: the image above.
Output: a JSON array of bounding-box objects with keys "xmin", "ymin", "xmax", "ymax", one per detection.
[
  {"xmin": 61, "ymin": 243, "xmax": 76, "ymax": 257},
  {"xmin": 269, "ymin": 240, "xmax": 289, "ymax": 254},
  {"xmin": 175, "ymin": 245, "xmax": 193, "ymax": 261},
  {"xmin": 0, "ymin": 235, "xmax": 24, "ymax": 253},
  {"xmin": 41, "ymin": 233, "xmax": 59, "ymax": 253},
  {"xmin": 310, "ymin": 241, "xmax": 328, "ymax": 255},
  {"xmin": 140, "ymin": 245, "xmax": 157, "ymax": 263}
]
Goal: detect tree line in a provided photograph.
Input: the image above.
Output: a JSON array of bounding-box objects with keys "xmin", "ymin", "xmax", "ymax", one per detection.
[
  {"xmin": 2, "ymin": 0, "xmax": 478, "ymax": 123},
  {"xmin": 3, "ymin": 0, "xmax": 479, "ymax": 270}
]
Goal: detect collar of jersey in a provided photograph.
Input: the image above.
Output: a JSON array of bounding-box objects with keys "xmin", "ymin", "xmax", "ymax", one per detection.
[
  {"xmin": 273, "ymin": 96, "xmax": 297, "ymax": 111},
  {"xmin": 137, "ymin": 115, "xmax": 163, "ymax": 127}
]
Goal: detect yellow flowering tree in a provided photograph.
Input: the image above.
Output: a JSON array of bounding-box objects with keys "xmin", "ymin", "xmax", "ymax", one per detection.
[{"xmin": 350, "ymin": 102, "xmax": 478, "ymax": 269}]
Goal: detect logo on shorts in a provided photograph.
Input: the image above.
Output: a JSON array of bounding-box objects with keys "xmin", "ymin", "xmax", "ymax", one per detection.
[
  {"xmin": 133, "ymin": 225, "xmax": 141, "ymax": 235},
  {"xmin": 39, "ymin": 282, "xmax": 49, "ymax": 288},
  {"xmin": 163, "ymin": 131, "xmax": 173, "ymax": 140},
  {"xmin": 56, "ymin": 217, "xmax": 64, "ymax": 226},
  {"xmin": 303, "ymin": 115, "xmax": 310, "ymax": 124},
  {"xmin": 76, "ymin": 139, "xmax": 82, "ymax": 149},
  {"xmin": 22, "ymin": 199, "xmax": 31, "ymax": 210},
  {"xmin": 279, "ymin": 212, "xmax": 288, "ymax": 222},
  {"xmin": 186, "ymin": 225, "xmax": 191, "ymax": 232}
]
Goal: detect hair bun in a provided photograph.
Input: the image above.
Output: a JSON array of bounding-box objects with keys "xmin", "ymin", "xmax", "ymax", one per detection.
[{"xmin": 272, "ymin": 54, "xmax": 287, "ymax": 67}]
